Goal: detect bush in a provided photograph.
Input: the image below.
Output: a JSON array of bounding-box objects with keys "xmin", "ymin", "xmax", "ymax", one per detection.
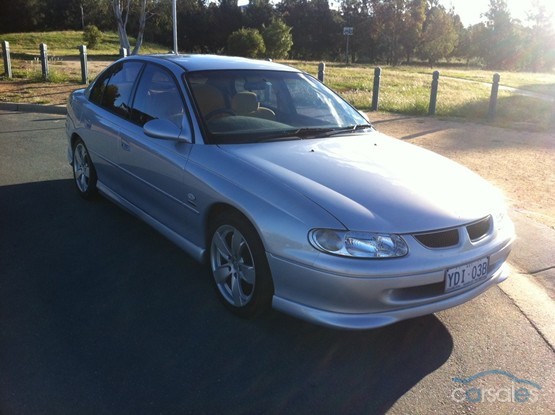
[
  {"xmin": 227, "ymin": 28, "xmax": 266, "ymax": 59},
  {"xmin": 83, "ymin": 25, "xmax": 103, "ymax": 49},
  {"xmin": 262, "ymin": 19, "xmax": 293, "ymax": 59}
]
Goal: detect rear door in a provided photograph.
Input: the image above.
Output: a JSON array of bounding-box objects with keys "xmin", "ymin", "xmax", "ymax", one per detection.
[{"xmin": 81, "ymin": 60, "xmax": 143, "ymax": 191}]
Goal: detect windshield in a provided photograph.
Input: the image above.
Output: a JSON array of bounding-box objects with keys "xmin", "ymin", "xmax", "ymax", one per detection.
[{"xmin": 185, "ymin": 70, "xmax": 369, "ymax": 144}]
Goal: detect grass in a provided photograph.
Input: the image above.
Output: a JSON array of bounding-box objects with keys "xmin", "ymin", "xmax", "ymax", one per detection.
[
  {"xmin": 1, "ymin": 32, "xmax": 554, "ymax": 130},
  {"xmin": 288, "ymin": 61, "xmax": 555, "ymax": 131},
  {"xmin": 1, "ymin": 31, "xmax": 167, "ymax": 57}
]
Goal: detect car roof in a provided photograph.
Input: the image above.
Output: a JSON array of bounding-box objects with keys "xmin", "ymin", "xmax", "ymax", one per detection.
[{"xmin": 133, "ymin": 54, "xmax": 300, "ymax": 73}]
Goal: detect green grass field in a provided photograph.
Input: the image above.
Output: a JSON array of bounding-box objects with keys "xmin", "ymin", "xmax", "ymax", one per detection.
[
  {"xmin": 1, "ymin": 31, "xmax": 554, "ymax": 130},
  {"xmin": 291, "ymin": 61, "xmax": 555, "ymax": 130},
  {"xmin": 0, "ymin": 31, "xmax": 166, "ymax": 57}
]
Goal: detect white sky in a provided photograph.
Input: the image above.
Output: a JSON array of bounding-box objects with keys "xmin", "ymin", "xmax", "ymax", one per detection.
[{"xmin": 444, "ymin": 0, "xmax": 554, "ymax": 27}]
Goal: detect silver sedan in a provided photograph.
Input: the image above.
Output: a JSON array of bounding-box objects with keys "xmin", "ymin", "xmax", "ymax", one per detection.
[{"xmin": 66, "ymin": 54, "xmax": 515, "ymax": 329}]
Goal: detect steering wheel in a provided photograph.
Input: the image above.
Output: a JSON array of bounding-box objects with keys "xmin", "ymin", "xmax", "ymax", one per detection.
[{"xmin": 205, "ymin": 108, "xmax": 236, "ymax": 121}]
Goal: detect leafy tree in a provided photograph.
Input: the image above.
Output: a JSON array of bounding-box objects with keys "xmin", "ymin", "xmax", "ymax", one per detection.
[
  {"xmin": 523, "ymin": 0, "xmax": 555, "ymax": 71},
  {"xmin": 227, "ymin": 27, "xmax": 266, "ymax": 58},
  {"xmin": 341, "ymin": 0, "xmax": 375, "ymax": 62},
  {"xmin": 245, "ymin": 0, "xmax": 276, "ymax": 29},
  {"xmin": 482, "ymin": 0, "xmax": 521, "ymax": 69},
  {"xmin": 418, "ymin": 5, "xmax": 458, "ymax": 66},
  {"xmin": 0, "ymin": 0, "xmax": 43, "ymax": 33},
  {"xmin": 279, "ymin": 0, "xmax": 342, "ymax": 60},
  {"xmin": 262, "ymin": 19, "xmax": 293, "ymax": 58},
  {"xmin": 371, "ymin": 0, "xmax": 406, "ymax": 65},
  {"xmin": 399, "ymin": 0, "xmax": 426, "ymax": 63}
]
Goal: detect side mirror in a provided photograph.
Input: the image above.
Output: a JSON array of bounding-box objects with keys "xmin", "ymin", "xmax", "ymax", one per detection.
[{"xmin": 143, "ymin": 119, "xmax": 191, "ymax": 142}]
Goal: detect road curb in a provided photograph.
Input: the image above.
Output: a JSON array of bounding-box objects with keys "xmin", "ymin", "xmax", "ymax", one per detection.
[
  {"xmin": 0, "ymin": 102, "xmax": 67, "ymax": 115},
  {"xmin": 499, "ymin": 267, "xmax": 555, "ymax": 352}
]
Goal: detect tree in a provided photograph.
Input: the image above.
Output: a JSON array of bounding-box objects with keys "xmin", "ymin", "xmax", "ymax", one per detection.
[
  {"xmin": 279, "ymin": 0, "xmax": 342, "ymax": 60},
  {"xmin": 418, "ymin": 5, "xmax": 458, "ymax": 65},
  {"xmin": 482, "ymin": 0, "xmax": 521, "ymax": 69},
  {"xmin": 524, "ymin": 0, "xmax": 555, "ymax": 71},
  {"xmin": 111, "ymin": 0, "xmax": 157, "ymax": 55},
  {"xmin": 262, "ymin": 18, "xmax": 293, "ymax": 58},
  {"xmin": 227, "ymin": 27, "xmax": 266, "ymax": 58},
  {"xmin": 111, "ymin": 0, "xmax": 132, "ymax": 52},
  {"xmin": 245, "ymin": 0, "xmax": 276, "ymax": 29},
  {"xmin": 371, "ymin": 0, "xmax": 406, "ymax": 65},
  {"xmin": 399, "ymin": 0, "xmax": 426, "ymax": 63}
]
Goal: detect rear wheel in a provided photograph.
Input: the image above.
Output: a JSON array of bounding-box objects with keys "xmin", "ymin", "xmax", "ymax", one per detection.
[
  {"xmin": 72, "ymin": 138, "xmax": 97, "ymax": 199},
  {"xmin": 208, "ymin": 211, "xmax": 273, "ymax": 317}
]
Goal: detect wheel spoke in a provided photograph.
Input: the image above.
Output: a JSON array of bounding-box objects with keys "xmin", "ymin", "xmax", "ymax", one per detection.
[
  {"xmin": 74, "ymin": 147, "xmax": 84, "ymax": 167},
  {"xmin": 213, "ymin": 231, "xmax": 232, "ymax": 259},
  {"xmin": 239, "ymin": 263, "xmax": 255, "ymax": 285},
  {"xmin": 79, "ymin": 173, "xmax": 88, "ymax": 190},
  {"xmin": 213, "ymin": 264, "xmax": 232, "ymax": 284},
  {"xmin": 231, "ymin": 275, "xmax": 244, "ymax": 306},
  {"xmin": 231, "ymin": 230, "xmax": 244, "ymax": 258}
]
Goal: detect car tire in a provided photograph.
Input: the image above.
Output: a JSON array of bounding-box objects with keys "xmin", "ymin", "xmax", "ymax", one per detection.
[
  {"xmin": 72, "ymin": 138, "xmax": 97, "ymax": 199},
  {"xmin": 208, "ymin": 211, "xmax": 274, "ymax": 317}
]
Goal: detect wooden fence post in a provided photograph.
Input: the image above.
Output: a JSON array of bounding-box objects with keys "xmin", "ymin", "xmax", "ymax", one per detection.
[
  {"xmin": 488, "ymin": 73, "xmax": 501, "ymax": 120},
  {"xmin": 2, "ymin": 40, "xmax": 12, "ymax": 78},
  {"xmin": 371, "ymin": 67, "xmax": 381, "ymax": 111},
  {"xmin": 318, "ymin": 62, "xmax": 325, "ymax": 83},
  {"xmin": 39, "ymin": 43, "xmax": 49, "ymax": 81},
  {"xmin": 429, "ymin": 70, "xmax": 440, "ymax": 115},
  {"xmin": 79, "ymin": 45, "xmax": 89, "ymax": 85}
]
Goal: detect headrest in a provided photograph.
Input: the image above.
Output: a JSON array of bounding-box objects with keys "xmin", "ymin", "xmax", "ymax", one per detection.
[
  {"xmin": 232, "ymin": 92, "xmax": 259, "ymax": 114},
  {"xmin": 192, "ymin": 84, "xmax": 225, "ymax": 115}
]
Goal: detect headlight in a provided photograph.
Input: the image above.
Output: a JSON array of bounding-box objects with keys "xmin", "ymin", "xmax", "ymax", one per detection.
[{"xmin": 309, "ymin": 229, "xmax": 408, "ymax": 258}]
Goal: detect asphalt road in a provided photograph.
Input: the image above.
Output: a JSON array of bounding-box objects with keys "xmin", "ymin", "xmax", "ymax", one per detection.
[{"xmin": 0, "ymin": 110, "xmax": 553, "ymax": 415}]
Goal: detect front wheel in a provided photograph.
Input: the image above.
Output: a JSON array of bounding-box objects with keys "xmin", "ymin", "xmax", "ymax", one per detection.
[
  {"xmin": 208, "ymin": 211, "xmax": 274, "ymax": 317},
  {"xmin": 72, "ymin": 138, "xmax": 97, "ymax": 199}
]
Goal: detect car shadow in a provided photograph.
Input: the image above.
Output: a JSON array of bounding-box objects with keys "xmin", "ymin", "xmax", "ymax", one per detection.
[{"xmin": 0, "ymin": 180, "xmax": 454, "ymax": 415}]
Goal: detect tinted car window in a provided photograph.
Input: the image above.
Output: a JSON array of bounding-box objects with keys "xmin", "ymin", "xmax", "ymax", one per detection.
[
  {"xmin": 89, "ymin": 61, "xmax": 143, "ymax": 118},
  {"xmin": 187, "ymin": 70, "xmax": 367, "ymax": 144},
  {"xmin": 130, "ymin": 64, "xmax": 185, "ymax": 127}
]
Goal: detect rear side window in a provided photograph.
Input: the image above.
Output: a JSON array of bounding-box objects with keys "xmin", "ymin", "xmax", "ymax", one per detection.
[{"xmin": 89, "ymin": 61, "xmax": 143, "ymax": 118}]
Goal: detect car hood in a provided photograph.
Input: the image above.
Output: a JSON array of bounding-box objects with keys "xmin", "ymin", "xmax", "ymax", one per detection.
[{"xmin": 220, "ymin": 132, "xmax": 503, "ymax": 233}]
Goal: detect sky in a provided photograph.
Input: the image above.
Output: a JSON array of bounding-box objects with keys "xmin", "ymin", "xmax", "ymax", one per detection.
[{"xmin": 444, "ymin": 0, "xmax": 554, "ymax": 27}]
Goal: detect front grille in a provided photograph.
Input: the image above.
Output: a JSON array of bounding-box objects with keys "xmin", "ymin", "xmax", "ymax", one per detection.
[
  {"xmin": 466, "ymin": 216, "xmax": 492, "ymax": 241},
  {"xmin": 414, "ymin": 229, "xmax": 459, "ymax": 248}
]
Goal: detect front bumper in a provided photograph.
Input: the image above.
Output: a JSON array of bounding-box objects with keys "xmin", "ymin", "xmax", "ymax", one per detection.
[{"xmin": 269, "ymin": 232, "xmax": 514, "ymax": 329}]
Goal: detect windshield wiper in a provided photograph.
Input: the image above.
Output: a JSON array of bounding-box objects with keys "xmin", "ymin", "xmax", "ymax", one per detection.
[
  {"xmin": 324, "ymin": 124, "xmax": 374, "ymax": 136},
  {"xmin": 255, "ymin": 127, "xmax": 338, "ymax": 142},
  {"xmin": 294, "ymin": 124, "xmax": 373, "ymax": 138},
  {"xmin": 254, "ymin": 124, "xmax": 374, "ymax": 142}
]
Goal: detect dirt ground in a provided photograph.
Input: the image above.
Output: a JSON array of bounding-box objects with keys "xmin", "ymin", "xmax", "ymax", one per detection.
[
  {"xmin": 0, "ymin": 60, "xmax": 110, "ymax": 105},
  {"xmin": 1, "ymin": 74, "xmax": 553, "ymax": 230}
]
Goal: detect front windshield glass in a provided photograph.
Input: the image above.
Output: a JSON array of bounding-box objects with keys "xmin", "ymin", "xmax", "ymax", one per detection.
[{"xmin": 185, "ymin": 70, "xmax": 368, "ymax": 144}]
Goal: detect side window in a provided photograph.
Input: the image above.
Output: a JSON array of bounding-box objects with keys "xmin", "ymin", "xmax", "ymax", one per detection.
[
  {"xmin": 89, "ymin": 61, "xmax": 143, "ymax": 118},
  {"xmin": 130, "ymin": 64, "xmax": 185, "ymax": 127},
  {"xmin": 89, "ymin": 71, "xmax": 110, "ymax": 106}
]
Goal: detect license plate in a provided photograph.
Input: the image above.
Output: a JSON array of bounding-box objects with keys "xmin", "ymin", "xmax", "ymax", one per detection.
[{"xmin": 445, "ymin": 257, "xmax": 489, "ymax": 293}]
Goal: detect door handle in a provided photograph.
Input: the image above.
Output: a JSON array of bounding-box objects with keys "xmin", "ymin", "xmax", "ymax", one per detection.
[{"xmin": 121, "ymin": 138, "xmax": 131, "ymax": 151}]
